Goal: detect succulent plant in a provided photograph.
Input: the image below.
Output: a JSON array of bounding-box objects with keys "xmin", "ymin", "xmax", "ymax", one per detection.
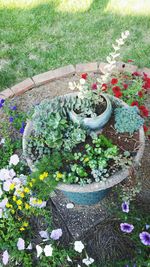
[{"xmin": 114, "ymin": 106, "xmax": 144, "ymax": 134}]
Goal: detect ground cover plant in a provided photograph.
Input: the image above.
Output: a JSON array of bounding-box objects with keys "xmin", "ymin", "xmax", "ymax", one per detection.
[{"xmin": 1, "ymin": 0, "xmax": 150, "ymax": 90}]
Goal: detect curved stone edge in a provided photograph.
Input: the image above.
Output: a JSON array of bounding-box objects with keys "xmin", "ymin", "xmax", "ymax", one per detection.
[{"xmin": 0, "ymin": 62, "xmax": 150, "ymax": 99}]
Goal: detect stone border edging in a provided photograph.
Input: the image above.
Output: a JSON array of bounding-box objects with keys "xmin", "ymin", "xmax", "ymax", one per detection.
[{"xmin": 0, "ymin": 61, "xmax": 149, "ymax": 99}]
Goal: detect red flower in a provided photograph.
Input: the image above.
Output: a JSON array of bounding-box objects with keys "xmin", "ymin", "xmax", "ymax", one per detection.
[
  {"xmin": 81, "ymin": 73, "xmax": 88, "ymax": 79},
  {"xmin": 102, "ymin": 83, "xmax": 107, "ymax": 91},
  {"xmin": 138, "ymin": 91, "xmax": 143, "ymax": 98},
  {"xmin": 92, "ymin": 83, "xmax": 97, "ymax": 90},
  {"xmin": 139, "ymin": 105, "xmax": 149, "ymax": 117},
  {"xmin": 111, "ymin": 78, "xmax": 118, "ymax": 85},
  {"xmin": 128, "ymin": 59, "xmax": 134, "ymax": 62},
  {"xmin": 143, "ymin": 125, "xmax": 148, "ymax": 132},
  {"xmin": 132, "ymin": 72, "xmax": 141, "ymax": 77},
  {"xmin": 114, "ymin": 91, "xmax": 122, "ymax": 98},
  {"xmin": 123, "ymin": 83, "xmax": 128, "ymax": 89},
  {"xmin": 143, "ymin": 77, "xmax": 150, "ymax": 89},
  {"xmin": 112, "ymin": 86, "xmax": 121, "ymax": 94},
  {"xmin": 131, "ymin": 101, "xmax": 139, "ymax": 107}
]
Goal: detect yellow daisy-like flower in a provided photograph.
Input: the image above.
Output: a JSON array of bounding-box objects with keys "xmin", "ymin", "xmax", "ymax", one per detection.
[
  {"xmin": 83, "ymin": 157, "xmax": 89, "ymax": 163},
  {"xmin": 39, "ymin": 172, "xmax": 48, "ymax": 181},
  {"xmin": 20, "ymin": 227, "xmax": 25, "ymax": 231},
  {"xmin": 16, "ymin": 199, "xmax": 22, "ymax": 206},
  {"xmin": 18, "ymin": 205, "xmax": 22, "ymax": 210},
  {"xmin": 13, "ymin": 195, "xmax": 17, "ymax": 202},
  {"xmin": 10, "ymin": 183, "xmax": 15, "ymax": 190},
  {"xmin": 20, "ymin": 192, "xmax": 25, "ymax": 198},
  {"xmin": 37, "ymin": 199, "xmax": 42, "ymax": 205},
  {"xmin": 56, "ymin": 172, "xmax": 63, "ymax": 180},
  {"xmin": 10, "ymin": 209, "xmax": 15, "ymax": 214},
  {"xmin": 23, "ymin": 222, "xmax": 29, "ymax": 227},
  {"xmin": 29, "ymin": 182, "xmax": 33, "ymax": 188},
  {"xmin": 25, "ymin": 203, "xmax": 30, "ymax": 210},
  {"xmin": 6, "ymin": 203, "xmax": 12, "ymax": 208},
  {"xmin": 24, "ymin": 187, "xmax": 30, "ymax": 193}
]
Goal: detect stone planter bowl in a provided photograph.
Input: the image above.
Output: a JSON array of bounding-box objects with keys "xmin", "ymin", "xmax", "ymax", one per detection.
[
  {"xmin": 23, "ymin": 94, "xmax": 145, "ymax": 205},
  {"xmin": 68, "ymin": 93, "xmax": 112, "ymax": 130}
]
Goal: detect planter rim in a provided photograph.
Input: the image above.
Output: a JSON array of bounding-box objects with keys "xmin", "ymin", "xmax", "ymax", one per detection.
[{"xmin": 23, "ymin": 93, "xmax": 145, "ymax": 193}]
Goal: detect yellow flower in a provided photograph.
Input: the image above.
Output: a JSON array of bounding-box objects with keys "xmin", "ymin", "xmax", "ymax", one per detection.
[
  {"xmin": 39, "ymin": 172, "xmax": 48, "ymax": 181},
  {"xmin": 6, "ymin": 203, "xmax": 12, "ymax": 208},
  {"xmin": 24, "ymin": 187, "xmax": 30, "ymax": 193},
  {"xmin": 20, "ymin": 192, "xmax": 25, "ymax": 198},
  {"xmin": 25, "ymin": 203, "xmax": 30, "ymax": 210},
  {"xmin": 16, "ymin": 199, "xmax": 22, "ymax": 206},
  {"xmin": 20, "ymin": 227, "xmax": 25, "ymax": 231},
  {"xmin": 23, "ymin": 222, "xmax": 29, "ymax": 227},
  {"xmin": 37, "ymin": 199, "xmax": 42, "ymax": 204},
  {"xmin": 84, "ymin": 157, "xmax": 89, "ymax": 163},
  {"xmin": 56, "ymin": 172, "xmax": 63, "ymax": 180},
  {"xmin": 13, "ymin": 196, "xmax": 17, "ymax": 202},
  {"xmin": 11, "ymin": 209, "xmax": 15, "ymax": 214},
  {"xmin": 29, "ymin": 182, "xmax": 33, "ymax": 188},
  {"xmin": 10, "ymin": 183, "xmax": 15, "ymax": 190},
  {"xmin": 18, "ymin": 205, "xmax": 22, "ymax": 210}
]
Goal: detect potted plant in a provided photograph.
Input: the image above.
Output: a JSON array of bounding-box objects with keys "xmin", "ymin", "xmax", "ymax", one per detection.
[{"xmin": 22, "ymin": 30, "xmax": 147, "ymax": 205}]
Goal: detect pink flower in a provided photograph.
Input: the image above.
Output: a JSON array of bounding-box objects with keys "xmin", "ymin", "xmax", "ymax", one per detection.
[{"xmin": 91, "ymin": 83, "xmax": 97, "ymax": 90}]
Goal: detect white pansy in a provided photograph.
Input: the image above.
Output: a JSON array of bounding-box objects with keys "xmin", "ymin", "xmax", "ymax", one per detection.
[
  {"xmin": 26, "ymin": 243, "xmax": 32, "ymax": 250},
  {"xmin": 2, "ymin": 250, "xmax": 9, "ymax": 265},
  {"xmin": 44, "ymin": 244, "xmax": 53, "ymax": 257},
  {"xmin": 9, "ymin": 169, "xmax": 16, "ymax": 178},
  {"xmin": 74, "ymin": 241, "xmax": 84, "ymax": 253},
  {"xmin": 0, "ymin": 198, "xmax": 8, "ymax": 209},
  {"xmin": 82, "ymin": 257, "xmax": 94, "ymax": 266},
  {"xmin": 39, "ymin": 230, "xmax": 49, "ymax": 240},
  {"xmin": 3, "ymin": 180, "xmax": 12, "ymax": 192},
  {"xmin": 67, "ymin": 255, "xmax": 72, "ymax": 262},
  {"xmin": 0, "ymin": 169, "xmax": 11, "ymax": 181},
  {"xmin": 9, "ymin": 154, "xmax": 19, "ymax": 166},
  {"xmin": 17, "ymin": 238, "xmax": 25, "ymax": 251},
  {"xmin": 36, "ymin": 245, "xmax": 43, "ymax": 258}
]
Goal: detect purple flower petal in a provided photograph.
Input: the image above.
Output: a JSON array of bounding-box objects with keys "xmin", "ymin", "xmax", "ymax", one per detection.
[
  {"xmin": 139, "ymin": 231, "xmax": 150, "ymax": 246},
  {"xmin": 121, "ymin": 202, "xmax": 129, "ymax": 213},
  {"xmin": 50, "ymin": 229, "xmax": 62, "ymax": 240},
  {"xmin": 0, "ymin": 99, "xmax": 5, "ymax": 104},
  {"xmin": 120, "ymin": 223, "xmax": 134, "ymax": 233},
  {"xmin": 9, "ymin": 117, "xmax": 14, "ymax": 123},
  {"xmin": 19, "ymin": 127, "xmax": 24, "ymax": 134},
  {"xmin": 10, "ymin": 105, "xmax": 17, "ymax": 110}
]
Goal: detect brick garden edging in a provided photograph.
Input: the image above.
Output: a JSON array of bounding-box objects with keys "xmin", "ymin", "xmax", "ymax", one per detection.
[{"xmin": 0, "ymin": 61, "xmax": 149, "ymax": 99}]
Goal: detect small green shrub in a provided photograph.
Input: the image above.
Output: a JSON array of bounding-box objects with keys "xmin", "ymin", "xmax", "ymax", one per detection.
[{"xmin": 114, "ymin": 106, "xmax": 144, "ymax": 134}]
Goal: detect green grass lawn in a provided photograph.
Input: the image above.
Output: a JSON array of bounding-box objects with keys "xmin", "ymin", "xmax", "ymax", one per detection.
[{"xmin": 0, "ymin": 0, "xmax": 150, "ymax": 91}]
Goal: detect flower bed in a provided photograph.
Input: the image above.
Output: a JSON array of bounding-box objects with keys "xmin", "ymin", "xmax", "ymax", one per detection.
[{"xmin": 0, "ymin": 30, "xmax": 150, "ymax": 266}]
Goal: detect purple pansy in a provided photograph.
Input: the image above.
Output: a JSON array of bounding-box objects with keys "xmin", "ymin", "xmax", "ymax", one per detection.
[
  {"xmin": 9, "ymin": 117, "xmax": 14, "ymax": 123},
  {"xmin": 0, "ymin": 99, "xmax": 5, "ymax": 104},
  {"xmin": 10, "ymin": 105, "xmax": 17, "ymax": 110},
  {"xmin": 19, "ymin": 127, "xmax": 24, "ymax": 134},
  {"xmin": 121, "ymin": 202, "xmax": 129, "ymax": 213},
  {"xmin": 139, "ymin": 231, "xmax": 150, "ymax": 246},
  {"xmin": 120, "ymin": 223, "xmax": 134, "ymax": 233},
  {"xmin": 0, "ymin": 103, "xmax": 3, "ymax": 108},
  {"xmin": 50, "ymin": 228, "xmax": 62, "ymax": 240}
]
